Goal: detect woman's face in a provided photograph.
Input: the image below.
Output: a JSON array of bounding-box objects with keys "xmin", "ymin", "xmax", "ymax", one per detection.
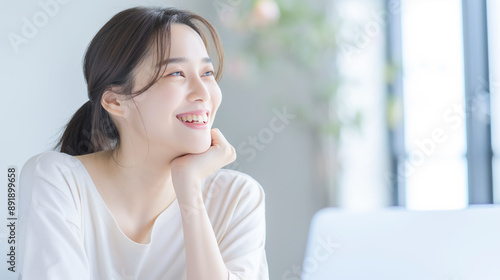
[{"xmin": 124, "ymin": 23, "xmax": 222, "ymax": 156}]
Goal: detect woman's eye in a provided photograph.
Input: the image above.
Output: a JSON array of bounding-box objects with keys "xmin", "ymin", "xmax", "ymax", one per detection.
[
  {"xmin": 203, "ymin": 71, "xmax": 214, "ymax": 77},
  {"xmin": 169, "ymin": 71, "xmax": 183, "ymax": 77}
]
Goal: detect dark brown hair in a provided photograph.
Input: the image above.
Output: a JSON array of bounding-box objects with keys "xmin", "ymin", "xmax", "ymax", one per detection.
[{"xmin": 55, "ymin": 6, "xmax": 224, "ymax": 156}]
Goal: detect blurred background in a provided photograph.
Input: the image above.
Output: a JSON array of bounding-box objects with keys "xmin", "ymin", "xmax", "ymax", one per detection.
[{"xmin": 0, "ymin": 0, "xmax": 497, "ymax": 279}]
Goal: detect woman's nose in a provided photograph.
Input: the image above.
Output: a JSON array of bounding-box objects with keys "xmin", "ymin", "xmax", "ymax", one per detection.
[{"xmin": 188, "ymin": 77, "xmax": 211, "ymax": 102}]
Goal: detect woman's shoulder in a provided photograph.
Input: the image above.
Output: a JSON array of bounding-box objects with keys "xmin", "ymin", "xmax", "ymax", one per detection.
[
  {"xmin": 21, "ymin": 150, "xmax": 81, "ymax": 176},
  {"xmin": 19, "ymin": 151, "xmax": 84, "ymax": 202},
  {"xmin": 19, "ymin": 151, "xmax": 86, "ymax": 229},
  {"xmin": 203, "ymin": 168, "xmax": 265, "ymax": 204}
]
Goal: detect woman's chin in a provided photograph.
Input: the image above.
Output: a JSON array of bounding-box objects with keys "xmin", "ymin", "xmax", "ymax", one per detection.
[
  {"xmin": 188, "ymin": 146, "xmax": 210, "ymax": 154},
  {"xmin": 182, "ymin": 140, "xmax": 211, "ymax": 154}
]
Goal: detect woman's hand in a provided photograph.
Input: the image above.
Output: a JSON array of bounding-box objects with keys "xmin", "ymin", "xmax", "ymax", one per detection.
[{"xmin": 170, "ymin": 128, "xmax": 236, "ymax": 197}]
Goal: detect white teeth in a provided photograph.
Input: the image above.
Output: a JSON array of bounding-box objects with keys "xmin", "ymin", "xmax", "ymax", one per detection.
[{"xmin": 177, "ymin": 113, "xmax": 208, "ymax": 124}]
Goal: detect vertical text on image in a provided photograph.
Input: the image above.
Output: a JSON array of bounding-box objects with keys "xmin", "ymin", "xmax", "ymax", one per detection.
[{"xmin": 6, "ymin": 167, "xmax": 17, "ymax": 272}]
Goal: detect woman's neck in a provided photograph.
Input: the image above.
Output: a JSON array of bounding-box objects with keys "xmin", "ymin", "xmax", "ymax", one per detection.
[{"xmin": 94, "ymin": 147, "xmax": 178, "ymax": 220}]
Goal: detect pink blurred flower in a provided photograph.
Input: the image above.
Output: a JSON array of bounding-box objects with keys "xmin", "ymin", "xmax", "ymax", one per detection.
[{"xmin": 251, "ymin": 0, "xmax": 280, "ymax": 28}]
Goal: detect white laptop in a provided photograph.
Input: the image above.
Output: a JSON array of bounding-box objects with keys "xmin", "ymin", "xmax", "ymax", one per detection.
[{"xmin": 301, "ymin": 205, "xmax": 500, "ymax": 280}]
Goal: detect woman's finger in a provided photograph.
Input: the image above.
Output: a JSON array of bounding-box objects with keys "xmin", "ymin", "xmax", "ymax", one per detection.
[
  {"xmin": 210, "ymin": 128, "xmax": 226, "ymax": 145},
  {"xmin": 210, "ymin": 128, "xmax": 236, "ymax": 162}
]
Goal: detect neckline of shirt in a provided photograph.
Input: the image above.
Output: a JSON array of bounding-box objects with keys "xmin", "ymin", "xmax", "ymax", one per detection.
[{"xmin": 64, "ymin": 151, "xmax": 180, "ymax": 248}]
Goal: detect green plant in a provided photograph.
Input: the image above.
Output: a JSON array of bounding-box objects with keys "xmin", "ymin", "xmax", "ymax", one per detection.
[{"xmin": 220, "ymin": 0, "xmax": 362, "ymax": 141}]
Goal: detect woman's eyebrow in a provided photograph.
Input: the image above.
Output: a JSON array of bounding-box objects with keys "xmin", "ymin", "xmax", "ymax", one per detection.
[
  {"xmin": 202, "ymin": 57, "xmax": 213, "ymax": 64},
  {"xmin": 157, "ymin": 57, "xmax": 213, "ymax": 67}
]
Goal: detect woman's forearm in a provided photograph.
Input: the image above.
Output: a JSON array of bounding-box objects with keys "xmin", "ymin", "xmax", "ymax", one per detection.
[{"xmin": 176, "ymin": 178, "xmax": 229, "ymax": 280}]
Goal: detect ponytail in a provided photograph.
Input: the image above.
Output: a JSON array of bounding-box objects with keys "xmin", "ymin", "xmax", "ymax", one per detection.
[
  {"xmin": 55, "ymin": 99, "xmax": 119, "ymax": 156},
  {"xmin": 55, "ymin": 100, "xmax": 94, "ymax": 156}
]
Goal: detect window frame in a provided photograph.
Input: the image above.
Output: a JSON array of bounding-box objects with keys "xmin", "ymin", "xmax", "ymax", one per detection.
[{"xmin": 386, "ymin": 0, "xmax": 493, "ymax": 206}]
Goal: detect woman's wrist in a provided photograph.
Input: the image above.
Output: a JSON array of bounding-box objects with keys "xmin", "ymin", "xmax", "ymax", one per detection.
[{"xmin": 172, "ymin": 174, "xmax": 202, "ymax": 199}]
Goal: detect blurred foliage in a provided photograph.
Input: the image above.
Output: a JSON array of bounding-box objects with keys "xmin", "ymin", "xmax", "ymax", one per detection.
[
  {"xmin": 218, "ymin": 0, "xmax": 362, "ymax": 141},
  {"xmin": 385, "ymin": 61, "xmax": 404, "ymax": 131}
]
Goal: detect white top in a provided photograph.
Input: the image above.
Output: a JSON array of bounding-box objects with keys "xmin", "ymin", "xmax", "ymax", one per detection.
[{"xmin": 17, "ymin": 151, "xmax": 269, "ymax": 280}]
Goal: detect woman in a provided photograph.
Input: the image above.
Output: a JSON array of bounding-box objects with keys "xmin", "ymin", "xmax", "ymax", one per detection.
[{"xmin": 17, "ymin": 6, "xmax": 269, "ymax": 280}]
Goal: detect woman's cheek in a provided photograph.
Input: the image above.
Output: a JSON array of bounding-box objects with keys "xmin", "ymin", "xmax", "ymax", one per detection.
[{"xmin": 211, "ymin": 88, "xmax": 222, "ymax": 119}]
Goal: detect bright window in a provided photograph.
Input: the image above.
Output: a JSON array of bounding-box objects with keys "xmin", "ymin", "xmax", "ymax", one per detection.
[{"xmin": 401, "ymin": 0, "xmax": 468, "ymax": 210}]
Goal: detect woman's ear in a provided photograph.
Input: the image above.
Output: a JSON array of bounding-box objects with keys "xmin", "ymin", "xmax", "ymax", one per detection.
[{"xmin": 101, "ymin": 89, "xmax": 129, "ymax": 118}]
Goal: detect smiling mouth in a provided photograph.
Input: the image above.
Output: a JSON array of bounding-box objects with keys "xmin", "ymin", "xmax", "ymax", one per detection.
[{"xmin": 176, "ymin": 112, "xmax": 209, "ymax": 124}]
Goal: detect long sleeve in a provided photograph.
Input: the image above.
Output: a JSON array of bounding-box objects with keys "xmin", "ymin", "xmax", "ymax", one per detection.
[
  {"xmin": 17, "ymin": 152, "xmax": 90, "ymax": 280},
  {"xmin": 208, "ymin": 171, "xmax": 269, "ymax": 280}
]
